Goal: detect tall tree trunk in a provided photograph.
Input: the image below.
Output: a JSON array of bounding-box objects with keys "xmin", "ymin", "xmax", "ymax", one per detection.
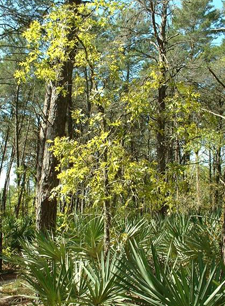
[
  {"xmin": 15, "ymin": 166, "xmax": 26, "ymax": 218},
  {"xmin": 36, "ymin": 78, "xmax": 72, "ymax": 231},
  {"xmin": 215, "ymin": 147, "xmax": 222, "ymax": 208},
  {"xmin": 15, "ymin": 119, "xmax": 31, "ymax": 217},
  {"xmin": 195, "ymin": 150, "xmax": 201, "ymax": 209},
  {"xmin": 84, "ymin": 67, "xmax": 91, "ymax": 117},
  {"xmin": 15, "ymin": 85, "xmax": 20, "ymax": 187},
  {"xmin": 222, "ymin": 209, "xmax": 225, "ymax": 265},
  {"xmin": 157, "ymin": 84, "xmax": 166, "ymax": 175},
  {"xmin": 209, "ymin": 149, "xmax": 213, "ymax": 208},
  {"xmin": 99, "ymin": 103, "xmax": 111, "ymax": 257},
  {"xmin": 20, "ymin": 119, "xmax": 31, "ymax": 166},
  {"xmin": 2, "ymin": 148, "xmax": 14, "ymax": 213},
  {"xmin": 103, "ymin": 147, "xmax": 111, "ymax": 258},
  {"xmin": 0, "ymin": 192, "xmax": 3, "ymax": 271},
  {"xmin": 36, "ymin": 0, "xmax": 81, "ymax": 232},
  {"xmin": 149, "ymin": 0, "xmax": 169, "ymax": 215},
  {"xmin": 0, "ymin": 126, "xmax": 10, "ymax": 177}
]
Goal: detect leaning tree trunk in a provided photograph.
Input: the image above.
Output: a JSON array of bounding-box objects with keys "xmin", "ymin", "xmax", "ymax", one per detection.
[{"xmin": 36, "ymin": 0, "xmax": 81, "ymax": 232}]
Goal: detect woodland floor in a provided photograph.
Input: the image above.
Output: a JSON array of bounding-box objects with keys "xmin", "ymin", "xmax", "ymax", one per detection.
[{"xmin": 0, "ymin": 271, "xmax": 33, "ymax": 305}]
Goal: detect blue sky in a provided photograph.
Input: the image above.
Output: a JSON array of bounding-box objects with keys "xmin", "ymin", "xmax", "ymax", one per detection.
[
  {"xmin": 213, "ymin": 0, "xmax": 223, "ymax": 9},
  {"xmin": 176, "ymin": 0, "xmax": 223, "ymax": 8},
  {"xmin": 212, "ymin": 0, "xmax": 224, "ymax": 45},
  {"xmin": 175, "ymin": 0, "xmax": 224, "ymax": 45}
]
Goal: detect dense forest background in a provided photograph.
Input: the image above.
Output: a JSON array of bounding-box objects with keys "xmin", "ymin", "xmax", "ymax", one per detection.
[{"xmin": 0, "ymin": 0, "xmax": 225, "ymax": 305}]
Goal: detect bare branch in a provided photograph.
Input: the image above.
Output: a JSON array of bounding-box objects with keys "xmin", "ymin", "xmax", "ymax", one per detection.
[
  {"xmin": 208, "ymin": 67, "xmax": 225, "ymax": 89},
  {"xmin": 202, "ymin": 108, "xmax": 225, "ymax": 120}
]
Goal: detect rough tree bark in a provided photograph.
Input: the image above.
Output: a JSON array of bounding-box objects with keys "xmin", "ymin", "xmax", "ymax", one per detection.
[{"xmin": 36, "ymin": 0, "xmax": 81, "ymax": 232}]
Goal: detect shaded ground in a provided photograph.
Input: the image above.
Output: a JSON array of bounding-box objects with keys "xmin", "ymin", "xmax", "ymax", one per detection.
[{"xmin": 0, "ymin": 271, "xmax": 33, "ymax": 305}]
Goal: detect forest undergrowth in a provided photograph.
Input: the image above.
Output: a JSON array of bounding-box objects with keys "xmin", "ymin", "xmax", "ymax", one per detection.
[{"xmin": 1, "ymin": 211, "xmax": 225, "ymax": 306}]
